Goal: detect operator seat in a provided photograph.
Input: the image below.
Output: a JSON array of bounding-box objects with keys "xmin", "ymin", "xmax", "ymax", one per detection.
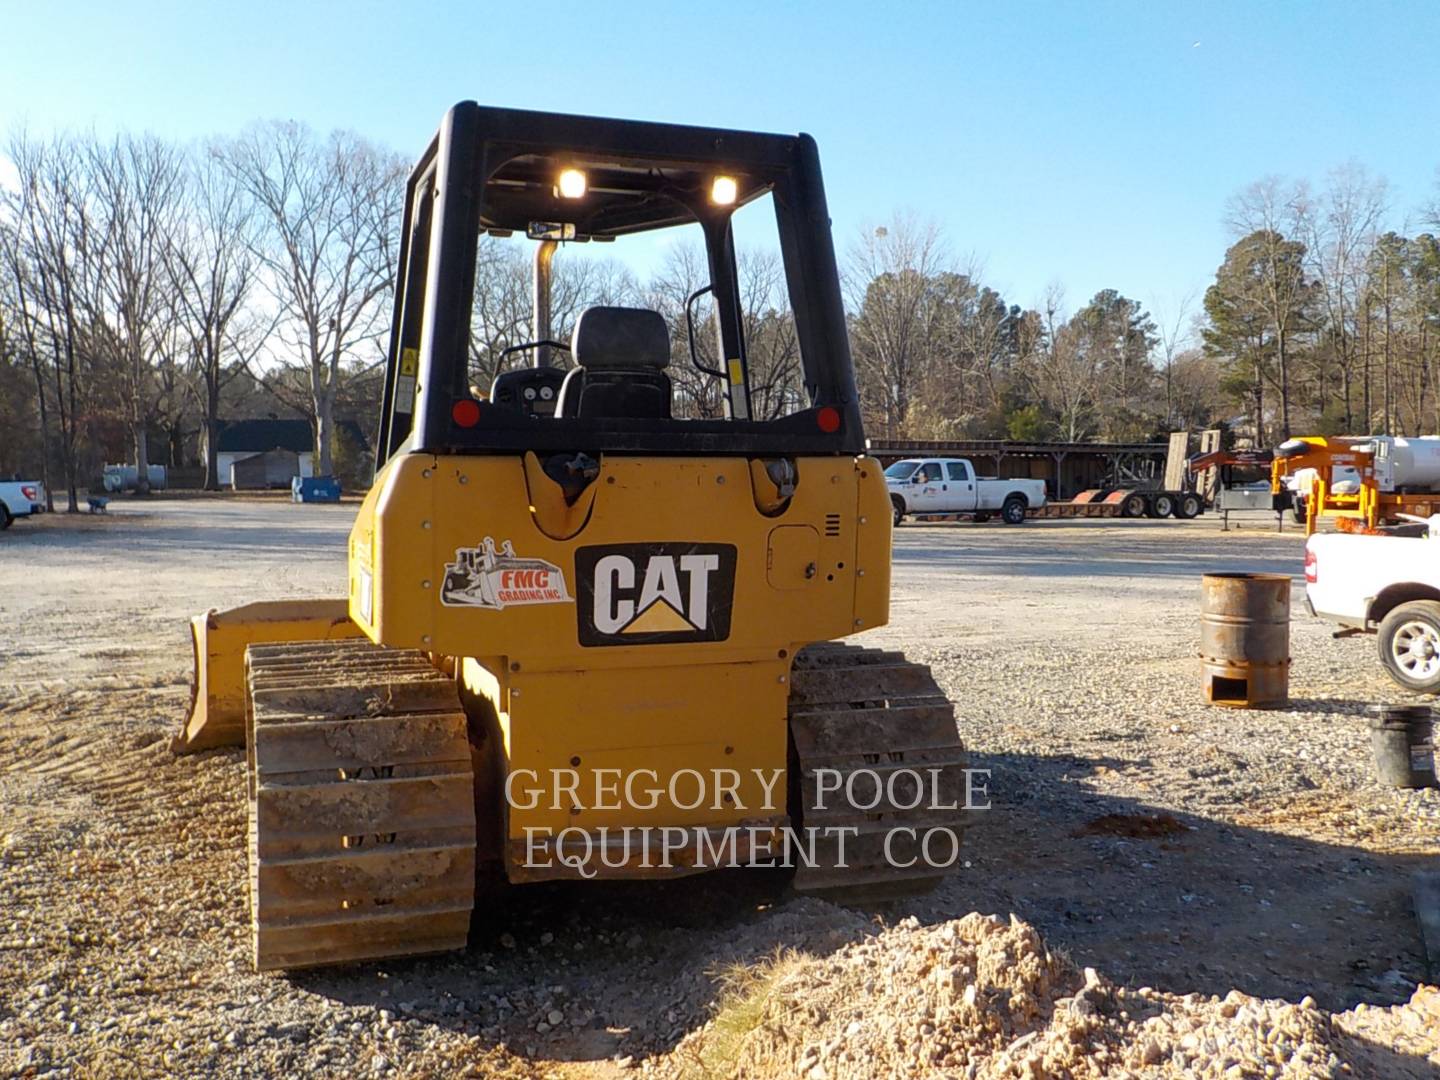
[{"xmin": 556, "ymin": 306, "xmax": 672, "ymax": 420}]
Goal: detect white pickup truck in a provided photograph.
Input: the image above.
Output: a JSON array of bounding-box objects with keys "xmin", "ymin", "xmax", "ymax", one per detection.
[
  {"xmin": 884, "ymin": 457, "xmax": 1048, "ymax": 526},
  {"xmin": 0, "ymin": 479, "xmax": 45, "ymax": 529},
  {"xmin": 1305, "ymin": 524, "xmax": 1440, "ymax": 692}
]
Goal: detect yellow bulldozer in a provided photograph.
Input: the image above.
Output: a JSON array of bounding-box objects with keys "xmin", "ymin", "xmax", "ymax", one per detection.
[{"xmin": 177, "ymin": 103, "xmax": 967, "ymax": 971}]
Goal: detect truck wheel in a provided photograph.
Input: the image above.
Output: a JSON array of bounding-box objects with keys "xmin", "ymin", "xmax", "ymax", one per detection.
[
  {"xmin": 1378, "ymin": 601, "xmax": 1440, "ymax": 693},
  {"xmin": 0, "ymin": 505, "xmax": 11, "ymax": 530},
  {"xmin": 1121, "ymin": 493, "xmax": 1148, "ymax": 518},
  {"xmin": 972, "ymin": 513, "xmax": 991, "ymax": 524},
  {"xmin": 1001, "ymin": 496, "xmax": 1027, "ymax": 525},
  {"xmin": 891, "ymin": 495, "xmax": 906, "ymax": 527},
  {"xmin": 1176, "ymin": 493, "xmax": 1202, "ymax": 519},
  {"xmin": 1148, "ymin": 493, "xmax": 1176, "ymax": 518},
  {"xmin": 1291, "ymin": 498, "xmax": 1307, "ymax": 525}
]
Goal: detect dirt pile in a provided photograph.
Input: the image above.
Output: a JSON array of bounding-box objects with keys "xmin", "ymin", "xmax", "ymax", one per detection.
[{"xmin": 671, "ymin": 912, "xmax": 1440, "ymax": 1079}]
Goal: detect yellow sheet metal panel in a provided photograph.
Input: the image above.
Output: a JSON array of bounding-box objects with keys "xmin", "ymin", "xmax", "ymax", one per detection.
[
  {"xmin": 348, "ymin": 490, "xmax": 378, "ymax": 633},
  {"xmin": 766, "ymin": 525, "xmax": 820, "ymax": 590},
  {"xmin": 853, "ymin": 456, "xmax": 893, "ymax": 631},
  {"xmin": 176, "ymin": 599, "xmax": 363, "ymax": 753},
  {"xmin": 360, "ymin": 453, "xmax": 890, "ymax": 665},
  {"xmin": 500, "ymin": 659, "xmax": 790, "ymax": 832},
  {"xmin": 350, "ymin": 450, "xmax": 898, "ymax": 883}
]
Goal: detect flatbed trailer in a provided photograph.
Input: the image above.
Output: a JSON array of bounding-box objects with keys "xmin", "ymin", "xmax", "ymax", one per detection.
[
  {"xmin": 911, "ymin": 487, "xmax": 1202, "ymax": 522},
  {"xmin": 1029, "ymin": 488, "xmax": 1204, "ymax": 519}
]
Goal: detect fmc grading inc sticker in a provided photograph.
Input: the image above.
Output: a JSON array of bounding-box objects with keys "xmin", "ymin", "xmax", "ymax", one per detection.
[{"xmin": 440, "ymin": 538, "xmax": 573, "ymax": 610}]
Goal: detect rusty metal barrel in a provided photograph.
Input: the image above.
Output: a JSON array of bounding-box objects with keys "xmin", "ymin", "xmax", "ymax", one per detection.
[{"xmin": 1200, "ymin": 573, "xmax": 1291, "ymax": 708}]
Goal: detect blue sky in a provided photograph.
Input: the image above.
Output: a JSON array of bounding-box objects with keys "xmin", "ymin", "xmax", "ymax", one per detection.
[{"xmin": 3, "ymin": 0, "xmax": 1437, "ymax": 329}]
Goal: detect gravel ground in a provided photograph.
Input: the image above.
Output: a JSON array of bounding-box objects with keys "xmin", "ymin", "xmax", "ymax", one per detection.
[{"xmin": 0, "ymin": 499, "xmax": 1435, "ymax": 1078}]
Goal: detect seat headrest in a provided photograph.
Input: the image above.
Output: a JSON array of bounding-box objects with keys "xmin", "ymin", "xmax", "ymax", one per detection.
[{"xmin": 571, "ymin": 306, "xmax": 670, "ymax": 370}]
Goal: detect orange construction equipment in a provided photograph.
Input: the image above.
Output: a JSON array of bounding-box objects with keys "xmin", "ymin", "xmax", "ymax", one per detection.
[
  {"xmin": 1270, "ymin": 437, "xmax": 1373, "ymax": 535},
  {"xmin": 1268, "ymin": 436, "xmax": 1440, "ymax": 535}
]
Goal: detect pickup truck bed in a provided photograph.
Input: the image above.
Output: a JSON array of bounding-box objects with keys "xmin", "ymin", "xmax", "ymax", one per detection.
[
  {"xmin": 1306, "ymin": 529, "xmax": 1440, "ymax": 692},
  {"xmin": 0, "ymin": 481, "xmax": 45, "ymax": 528}
]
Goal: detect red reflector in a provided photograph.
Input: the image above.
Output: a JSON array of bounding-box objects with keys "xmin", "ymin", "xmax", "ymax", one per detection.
[
  {"xmin": 452, "ymin": 399, "xmax": 481, "ymax": 428},
  {"xmin": 816, "ymin": 406, "xmax": 841, "ymax": 433},
  {"xmin": 1304, "ymin": 548, "xmax": 1317, "ymax": 584}
]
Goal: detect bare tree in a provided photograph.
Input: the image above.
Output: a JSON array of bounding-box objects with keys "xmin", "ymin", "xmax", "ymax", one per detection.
[
  {"xmin": 846, "ymin": 215, "xmax": 950, "ymax": 437},
  {"xmin": 1151, "ymin": 290, "xmax": 1196, "ymax": 430},
  {"xmin": 3, "ymin": 133, "xmax": 98, "ymax": 510},
  {"xmin": 1302, "ymin": 163, "xmax": 1387, "ymax": 429},
  {"xmin": 648, "ymin": 242, "xmax": 725, "ymax": 418},
  {"xmin": 167, "ymin": 147, "xmax": 259, "ymax": 488},
  {"xmin": 1225, "ymin": 177, "xmax": 1313, "ymax": 437},
  {"xmin": 1167, "ymin": 347, "xmax": 1224, "ymax": 431},
  {"xmin": 88, "ymin": 133, "xmax": 187, "ymax": 494},
  {"xmin": 951, "ymin": 271, "xmax": 1017, "ymax": 418},
  {"xmin": 468, "ymin": 238, "xmax": 533, "ymax": 390},
  {"xmin": 0, "ymin": 217, "xmax": 54, "ymax": 501},
  {"xmin": 737, "ymin": 249, "xmax": 801, "ymax": 420},
  {"xmin": 641, "ymin": 242, "xmax": 800, "ymax": 420},
  {"xmin": 1023, "ymin": 285, "xmax": 1098, "ymax": 441},
  {"xmin": 220, "ymin": 122, "xmax": 403, "ymax": 476}
]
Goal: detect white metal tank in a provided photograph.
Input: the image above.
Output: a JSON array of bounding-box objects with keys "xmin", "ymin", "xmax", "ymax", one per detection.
[{"xmin": 1369, "ymin": 436, "xmax": 1440, "ymax": 492}]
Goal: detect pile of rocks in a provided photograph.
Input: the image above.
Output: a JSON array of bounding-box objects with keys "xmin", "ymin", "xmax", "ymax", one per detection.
[{"xmin": 671, "ymin": 912, "xmax": 1440, "ymax": 1079}]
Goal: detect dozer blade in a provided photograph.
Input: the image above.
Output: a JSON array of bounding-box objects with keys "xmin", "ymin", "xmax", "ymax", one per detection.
[
  {"xmin": 788, "ymin": 643, "xmax": 968, "ymax": 903},
  {"xmin": 175, "ymin": 599, "xmax": 365, "ymax": 754}
]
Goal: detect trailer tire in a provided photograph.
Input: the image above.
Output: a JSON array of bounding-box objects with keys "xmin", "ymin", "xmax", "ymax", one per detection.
[
  {"xmin": 891, "ymin": 495, "xmax": 906, "ymax": 527},
  {"xmin": 1148, "ymin": 493, "xmax": 1176, "ymax": 518},
  {"xmin": 1176, "ymin": 493, "xmax": 1202, "ymax": 519},
  {"xmin": 1378, "ymin": 601, "xmax": 1440, "ymax": 694},
  {"xmin": 1001, "ymin": 495, "xmax": 1027, "ymax": 525},
  {"xmin": 1121, "ymin": 492, "xmax": 1148, "ymax": 518}
]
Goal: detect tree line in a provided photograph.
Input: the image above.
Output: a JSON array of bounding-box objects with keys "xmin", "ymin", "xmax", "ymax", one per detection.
[
  {"xmin": 1204, "ymin": 168, "xmax": 1440, "ymax": 444},
  {"xmin": 850, "ymin": 168, "xmax": 1440, "ymax": 449},
  {"xmin": 0, "ymin": 124, "xmax": 402, "ymax": 508},
  {"xmin": 2, "ymin": 120, "xmax": 1437, "ymax": 509}
]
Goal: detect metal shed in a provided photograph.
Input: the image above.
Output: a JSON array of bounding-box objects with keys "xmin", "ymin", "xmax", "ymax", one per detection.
[{"xmin": 230, "ymin": 448, "xmax": 301, "ymax": 490}]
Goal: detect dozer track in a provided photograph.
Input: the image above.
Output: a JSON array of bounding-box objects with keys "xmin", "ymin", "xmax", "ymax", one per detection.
[
  {"xmin": 788, "ymin": 643, "xmax": 967, "ymax": 903},
  {"xmin": 245, "ymin": 639, "xmax": 476, "ymax": 971}
]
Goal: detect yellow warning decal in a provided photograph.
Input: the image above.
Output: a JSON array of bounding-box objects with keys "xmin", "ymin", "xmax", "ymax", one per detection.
[
  {"xmin": 622, "ymin": 600, "xmax": 695, "ymax": 634},
  {"xmin": 400, "ymin": 347, "xmax": 419, "ymax": 377},
  {"xmin": 727, "ymin": 358, "xmax": 744, "ymax": 385}
]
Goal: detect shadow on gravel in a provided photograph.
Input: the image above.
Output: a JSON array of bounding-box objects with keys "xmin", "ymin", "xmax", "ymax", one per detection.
[
  {"xmin": 906, "ymin": 750, "xmax": 1434, "ymax": 1015},
  {"xmin": 286, "ymin": 867, "xmax": 872, "ymax": 1065},
  {"xmin": 895, "ymin": 541, "xmax": 1303, "ymax": 581},
  {"xmin": 246, "ymin": 750, "xmax": 1440, "ymax": 1072},
  {"xmin": 1286, "ymin": 695, "xmax": 1432, "ymax": 713}
]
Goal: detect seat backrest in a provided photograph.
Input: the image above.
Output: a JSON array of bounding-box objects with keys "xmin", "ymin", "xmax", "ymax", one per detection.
[
  {"xmin": 572, "ymin": 306, "xmax": 670, "ymax": 371},
  {"xmin": 491, "ymin": 366, "xmax": 565, "ymax": 417},
  {"xmin": 557, "ymin": 367, "xmax": 672, "ymax": 420},
  {"xmin": 557, "ymin": 306, "xmax": 673, "ymax": 420}
]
